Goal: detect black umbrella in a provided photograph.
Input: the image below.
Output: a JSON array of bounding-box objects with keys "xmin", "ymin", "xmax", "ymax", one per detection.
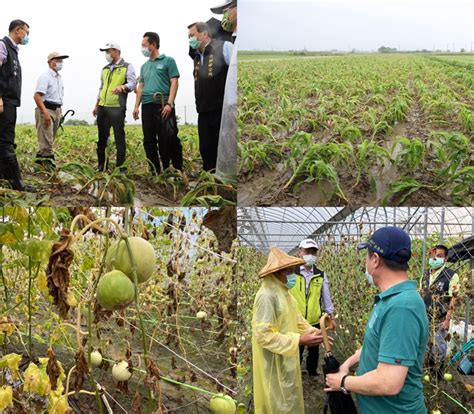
[
  {"xmin": 447, "ymin": 236, "xmax": 474, "ymax": 263},
  {"xmin": 59, "ymin": 109, "xmax": 75, "ymax": 131},
  {"xmin": 321, "ymin": 313, "xmax": 358, "ymax": 414}
]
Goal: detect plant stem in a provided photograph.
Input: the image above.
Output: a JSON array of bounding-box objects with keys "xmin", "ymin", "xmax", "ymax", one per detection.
[
  {"xmin": 27, "ymin": 209, "xmax": 32, "ymax": 357},
  {"xmin": 123, "ymin": 229, "xmax": 153, "ymax": 413}
]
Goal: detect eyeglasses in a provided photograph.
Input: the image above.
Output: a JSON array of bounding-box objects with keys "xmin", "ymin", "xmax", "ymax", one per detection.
[{"xmin": 19, "ymin": 26, "xmax": 30, "ymax": 36}]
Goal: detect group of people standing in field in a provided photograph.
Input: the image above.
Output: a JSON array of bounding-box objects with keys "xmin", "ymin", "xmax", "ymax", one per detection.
[
  {"xmin": 0, "ymin": 0, "xmax": 237, "ymax": 192},
  {"xmin": 252, "ymin": 228, "xmax": 460, "ymax": 413}
]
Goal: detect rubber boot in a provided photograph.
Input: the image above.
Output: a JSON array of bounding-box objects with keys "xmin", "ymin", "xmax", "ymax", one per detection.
[
  {"xmin": 97, "ymin": 146, "xmax": 107, "ymax": 172},
  {"xmin": 0, "ymin": 153, "xmax": 36, "ymax": 192}
]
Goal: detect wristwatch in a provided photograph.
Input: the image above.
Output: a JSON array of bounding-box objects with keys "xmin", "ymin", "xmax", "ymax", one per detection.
[{"xmin": 340, "ymin": 374, "xmax": 350, "ymax": 394}]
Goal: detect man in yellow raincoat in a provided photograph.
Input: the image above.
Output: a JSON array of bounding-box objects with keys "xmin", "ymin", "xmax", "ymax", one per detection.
[{"xmin": 252, "ymin": 247, "xmax": 326, "ymax": 413}]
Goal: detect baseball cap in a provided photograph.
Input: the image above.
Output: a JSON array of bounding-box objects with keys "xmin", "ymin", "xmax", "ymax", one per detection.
[
  {"xmin": 299, "ymin": 239, "xmax": 319, "ymax": 250},
  {"xmin": 99, "ymin": 42, "xmax": 121, "ymax": 52},
  {"xmin": 357, "ymin": 226, "xmax": 411, "ymax": 264},
  {"xmin": 210, "ymin": 0, "xmax": 236, "ymax": 14},
  {"xmin": 47, "ymin": 52, "xmax": 69, "ymax": 62}
]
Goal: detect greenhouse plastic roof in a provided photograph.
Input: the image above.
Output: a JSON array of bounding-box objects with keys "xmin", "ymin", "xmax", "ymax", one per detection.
[{"xmin": 237, "ymin": 207, "xmax": 473, "ymax": 253}]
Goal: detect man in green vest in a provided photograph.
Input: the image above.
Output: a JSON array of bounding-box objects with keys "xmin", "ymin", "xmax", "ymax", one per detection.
[
  {"xmin": 290, "ymin": 238, "xmax": 336, "ymax": 376},
  {"xmin": 93, "ymin": 42, "xmax": 136, "ymax": 172}
]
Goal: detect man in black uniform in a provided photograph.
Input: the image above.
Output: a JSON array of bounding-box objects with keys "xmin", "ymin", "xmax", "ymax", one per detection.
[
  {"xmin": 420, "ymin": 244, "xmax": 460, "ymax": 379},
  {"xmin": 0, "ymin": 19, "xmax": 34, "ymax": 191},
  {"xmin": 188, "ymin": 22, "xmax": 232, "ymax": 172}
]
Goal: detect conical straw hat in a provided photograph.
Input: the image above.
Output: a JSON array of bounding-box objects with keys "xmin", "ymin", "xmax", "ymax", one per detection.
[{"xmin": 259, "ymin": 247, "xmax": 305, "ymax": 278}]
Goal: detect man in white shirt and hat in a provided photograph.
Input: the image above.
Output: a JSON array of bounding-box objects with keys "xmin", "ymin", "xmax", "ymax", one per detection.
[
  {"xmin": 33, "ymin": 51, "xmax": 69, "ymax": 168},
  {"xmin": 290, "ymin": 238, "xmax": 337, "ymax": 377}
]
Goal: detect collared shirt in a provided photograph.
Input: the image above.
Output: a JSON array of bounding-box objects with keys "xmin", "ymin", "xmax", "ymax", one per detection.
[
  {"xmin": 195, "ymin": 40, "xmax": 233, "ymax": 66},
  {"xmin": 299, "ymin": 265, "xmax": 334, "ymax": 315},
  {"xmin": 35, "ymin": 68, "xmax": 64, "ymax": 105},
  {"xmin": 0, "ymin": 36, "xmax": 19, "ymax": 65},
  {"xmin": 140, "ymin": 54, "xmax": 180, "ymax": 105},
  {"xmin": 428, "ymin": 264, "xmax": 460, "ymax": 296},
  {"xmin": 97, "ymin": 58, "xmax": 137, "ymax": 99},
  {"xmin": 357, "ymin": 280, "xmax": 428, "ymax": 414}
]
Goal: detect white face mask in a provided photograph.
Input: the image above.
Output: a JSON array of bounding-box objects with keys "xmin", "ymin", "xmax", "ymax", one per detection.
[
  {"xmin": 303, "ymin": 254, "xmax": 316, "ymax": 266},
  {"xmin": 105, "ymin": 53, "xmax": 113, "ymax": 63},
  {"xmin": 365, "ymin": 267, "xmax": 374, "ymax": 285},
  {"xmin": 55, "ymin": 62, "xmax": 63, "ymax": 71}
]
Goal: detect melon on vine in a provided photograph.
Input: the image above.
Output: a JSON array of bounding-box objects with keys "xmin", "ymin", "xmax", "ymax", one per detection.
[
  {"xmin": 209, "ymin": 393, "xmax": 236, "ymax": 413},
  {"xmin": 106, "ymin": 237, "xmax": 156, "ymax": 283},
  {"xmin": 96, "ymin": 270, "xmax": 135, "ymax": 310}
]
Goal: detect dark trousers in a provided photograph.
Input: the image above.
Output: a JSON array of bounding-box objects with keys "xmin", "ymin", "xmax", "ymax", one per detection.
[
  {"xmin": 198, "ymin": 109, "xmax": 222, "ymax": 171},
  {"xmin": 97, "ymin": 106, "xmax": 126, "ymax": 169},
  {"xmin": 0, "ymin": 104, "xmax": 17, "ymax": 146},
  {"xmin": 299, "ymin": 323, "xmax": 320, "ymax": 375},
  {"xmin": 141, "ymin": 103, "xmax": 183, "ymax": 174},
  {"xmin": 0, "ymin": 104, "xmax": 24, "ymax": 187}
]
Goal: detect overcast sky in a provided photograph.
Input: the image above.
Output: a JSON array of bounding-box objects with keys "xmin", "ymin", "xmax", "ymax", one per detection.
[
  {"xmin": 2, "ymin": 0, "xmax": 224, "ymax": 124},
  {"xmin": 240, "ymin": 0, "xmax": 473, "ymax": 52}
]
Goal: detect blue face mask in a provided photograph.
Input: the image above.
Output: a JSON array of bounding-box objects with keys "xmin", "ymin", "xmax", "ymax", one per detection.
[
  {"xmin": 142, "ymin": 47, "xmax": 151, "ymax": 58},
  {"xmin": 365, "ymin": 267, "xmax": 374, "ymax": 286},
  {"xmin": 55, "ymin": 62, "xmax": 63, "ymax": 71},
  {"xmin": 21, "ymin": 34, "xmax": 29, "ymax": 45},
  {"xmin": 286, "ymin": 273, "xmax": 297, "ymax": 289},
  {"xmin": 428, "ymin": 257, "xmax": 445, "ymax": 269},
  {"xmin": 189, "ymin": 36, "xmax": 200, "ymax": 50}
]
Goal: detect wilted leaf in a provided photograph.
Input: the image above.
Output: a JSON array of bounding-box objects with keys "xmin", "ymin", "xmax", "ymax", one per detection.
[
  {"xmin": 46, "ymin": 229, "xmax": 74, "ymax": 318},
  {"xmin": 202, "ymin": 207, "xmax": 237, "ymax": 253},
  {"xmin": 46, "ymin": 348, "xmax": 61, "ymax": 391}
]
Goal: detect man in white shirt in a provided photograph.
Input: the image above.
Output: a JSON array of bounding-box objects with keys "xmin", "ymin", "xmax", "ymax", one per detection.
[{"xmin": 33, "ymin": 52, "xmax": 69, "ymax": 168}]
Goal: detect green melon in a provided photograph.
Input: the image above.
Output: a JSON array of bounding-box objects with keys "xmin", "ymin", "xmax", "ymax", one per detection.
[
  {"xmin": 106, "ymin": 237, "xmax": 156, "ymax": 284},
  {"xmin": 96, "ymin": 270, "xmax": 135, "ymax": 310}
]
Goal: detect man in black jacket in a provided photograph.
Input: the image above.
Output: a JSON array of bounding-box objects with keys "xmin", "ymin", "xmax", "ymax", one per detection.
[
  {"xmin": 0, "ymin": 19, "xmax": 34, "ymax": 191},
  {"xmin": 420, "ymin": 244, "xmax": 460, "ymax": 378},
  {"xmin": 188, "ymin": 22, "xmax": 232, "ymax": 172}
]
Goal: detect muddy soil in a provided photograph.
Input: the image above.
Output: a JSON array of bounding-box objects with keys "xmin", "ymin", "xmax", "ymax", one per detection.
[{"xmin": 1, "ymin": 170, "xmax": 199, "ymax": 207}]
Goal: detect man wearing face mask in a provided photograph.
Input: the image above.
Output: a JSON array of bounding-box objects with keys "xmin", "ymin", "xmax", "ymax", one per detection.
[
  {"xmin": 0, "ymin": 19, "xmax": 35, "ymax": 191},
  {"xmin": 210, "ymin": 0, "xmax": 238, "ymax": 185},
  {"xmin": 325, "ymin": 227, "xmax": 428, "ymax": 414},
  {"xmin": 93, "ymin": 42, "xmax": 136, "ymax": 172},
  {"xmin": 33, "ymin": 52, "xmax": 69, "ymax": 168},
  {"xmin": 133, "ymin": 32, "xmax": 183, "ymax": 175},
  {"xmin": 187, "ymin": 22, "xmax": 232, "ymax": 172},
  {"xmin": 252, "ymin": 247, "xmax": 328, "ymax": 413},
  {"xmin": 290, "ymin": 238, "xmax": 336, "ymax": 377},
  {"xmin": 420, "ymin": 244, "xmax": 459, "ymax": 379}
]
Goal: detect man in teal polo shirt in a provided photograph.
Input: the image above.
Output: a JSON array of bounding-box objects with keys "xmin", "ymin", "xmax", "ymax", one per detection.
[
  {"xmin": 325, "ymin": 227, "xmax": 428, "ymax": 414},
  {"xmin": 133, "ymin": 31, "xmax": 183, "ymax": 174}
]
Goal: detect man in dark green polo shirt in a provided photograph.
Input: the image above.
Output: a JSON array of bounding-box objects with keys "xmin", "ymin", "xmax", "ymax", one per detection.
[
  {"xmin": 133, "ymin": 31, "xmax": 183, "ymax": 175},
  {"xmin": 325, "ymin": 227, "xmax": 428, "ymax": 414}
]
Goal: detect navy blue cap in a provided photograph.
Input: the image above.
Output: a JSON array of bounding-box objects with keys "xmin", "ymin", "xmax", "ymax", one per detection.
[{"xmin": 357, "ymin": 226, "xmax": 411, "ymax": 263}]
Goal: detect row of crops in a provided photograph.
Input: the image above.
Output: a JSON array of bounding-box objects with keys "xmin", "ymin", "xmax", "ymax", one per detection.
[
  {"xmin": 5, "ymin": 125, "xmax": 235, "ymax": 208},
  {"xmin": 238, "ymin": 54, "xmax": 473, "ymax": 206},
  {"xmin": 0, "ymin": 207, "xmax": 240, "ymax": 413}
]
